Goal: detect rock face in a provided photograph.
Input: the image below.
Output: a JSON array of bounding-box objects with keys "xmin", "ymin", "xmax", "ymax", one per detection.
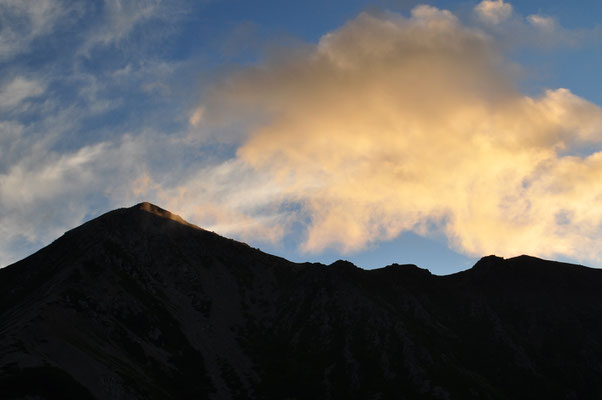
[{"xmin": 2, "ymin": 202, "xmax": 602, "ymax": 399}]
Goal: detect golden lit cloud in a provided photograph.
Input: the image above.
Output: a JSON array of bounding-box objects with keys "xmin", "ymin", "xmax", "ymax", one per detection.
[
  {"xmin": 189, "ymin": 106, "xmax": 205, "ymax": 127},
  {"xmin": 527, "ymin": 14, "xmax": 556, "ymax": 30},
  {"xmin": 149, "ymin": 159, "xmax": 293, "ymax": 245},
  {"xmin": 475, "ymin": 0, "xmax": 513, "ymax": 25},
  {"xmin": 188, "ymin": 6, "xmax": 602, "ymax": 263}
]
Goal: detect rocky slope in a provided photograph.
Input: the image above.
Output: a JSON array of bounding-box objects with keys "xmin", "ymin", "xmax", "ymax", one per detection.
[{"xmin": 2, "ymin": 202, "xmax": 602, "ymax": 399}]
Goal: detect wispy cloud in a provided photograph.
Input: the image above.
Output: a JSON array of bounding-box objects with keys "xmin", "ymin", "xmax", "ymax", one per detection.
[
  {"xmin": 0, "ymin": 0, "xmax": 193, "ymax": 266},
  {"xmin": 523, "ymin": 13, "xmax": 585, "ymax": 47},
  {"xmin": 78, "ymin": 0, "xmax": 186, "ymax": 56},
  {"xmin": 0, "ymin": 0, "xmax": 77, "ymax": 60},
  {"xmin": 0, "ymin": 76, "xmax": 45, "ymax": 110},
  {"xmin": 0, "ymin": 132, "xmax": 160, "ymax": 266},
  {"xmin": 473, "ymin": 0, "xmax": 588, "ymax": 48},
  {"xmin": 154, "ymin": 158, "xmax": 293, "ymax": 244}
]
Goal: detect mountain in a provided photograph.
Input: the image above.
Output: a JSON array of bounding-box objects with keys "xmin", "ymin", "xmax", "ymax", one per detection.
[{"xmin": 2, "ymin": 202, "xmax": 602, "ymax": 399}]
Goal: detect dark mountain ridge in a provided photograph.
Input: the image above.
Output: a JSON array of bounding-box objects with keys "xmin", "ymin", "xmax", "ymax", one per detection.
[{"xmin": 2, "ymin": 202, "xmax": 602, "ymax": 399}]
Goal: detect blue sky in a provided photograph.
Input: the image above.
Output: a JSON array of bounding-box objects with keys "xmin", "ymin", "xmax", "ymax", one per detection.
[{"xmin": 1, "ymin": 0, "xmax": 602, "ymax": 274}]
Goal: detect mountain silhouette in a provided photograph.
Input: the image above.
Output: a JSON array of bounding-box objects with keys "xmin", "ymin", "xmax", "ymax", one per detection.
[{"xmin": 2, "ymin": 202, "xmax": 602, "ymax": 399}]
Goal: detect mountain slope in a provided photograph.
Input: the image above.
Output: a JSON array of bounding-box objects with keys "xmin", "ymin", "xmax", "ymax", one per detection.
[{"xmin": 1, "ymin": 202, "xmax": 602, "ymax": 399}]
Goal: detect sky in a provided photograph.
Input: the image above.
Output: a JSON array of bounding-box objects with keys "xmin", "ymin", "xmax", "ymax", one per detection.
[{"xmin": 1, "ymin": 0, "xmax": 602, "ymax": 274}]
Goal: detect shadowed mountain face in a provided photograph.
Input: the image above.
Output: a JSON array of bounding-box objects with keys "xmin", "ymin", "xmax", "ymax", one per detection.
[{"xmin": 2, "ymin": 203, "xmax": 602, "ymax": 400}]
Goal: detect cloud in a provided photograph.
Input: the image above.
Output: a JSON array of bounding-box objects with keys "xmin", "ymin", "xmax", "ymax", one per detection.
[
  {"xmin": 0, "ymin": 131, "xmax": 159, "ymax": 267},
  {"xmin": 474, "ymin": 0, "xmax": 512, "ymax": 25},
  {"xmin": 82, "ymin": 0, "xmax": 156, "ymax": 50},
  {"xmin": 79, "ymin": 0, "xmax": 186, "ymax": 55},
  {"xmin": 189, "ymin": 106, "xmax": 205, "ymax": 127},
  {"xmin": 0, "ymin": 0, "xmax": 75, "ymax": 60},
  {"xmin": 472, "ymin": 1, "xmax": 588, "ymax": 49},
  {"xmin": 124, "ymin": 157, "xmax": 291, "ymax": 245},
  {"xmin": 0, "ymin": 142, "xmax": 107, "ymax": 266},
  {"xmin": 0, "ymin": 76, "xmax": 45, "ymax": 110},
  {"xmin": 2, "ymin": 1, "xmax": 601, "ymax": 269},
  {"xmin": 192, "ymin": 7, "xmax": 602, "ymax": 263},
  {"xmin": 527, "ymin": 14, "xmax": 555, "ymax": 31},
  {"xmin": 0, "ymin": 121, "xmax": 24, "ymax": 166},
  {"xmin": 0, "ymin": 0, "xmax": 196, "ymax": 267},
  {"xmin": 523, "ymin": 13, "xmax": 585, "ymax": 47}
]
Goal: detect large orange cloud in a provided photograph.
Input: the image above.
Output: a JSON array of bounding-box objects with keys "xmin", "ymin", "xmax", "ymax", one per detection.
[{"xmin": 182, "ymin": 5, "xmax": 602, "ymax": 263}]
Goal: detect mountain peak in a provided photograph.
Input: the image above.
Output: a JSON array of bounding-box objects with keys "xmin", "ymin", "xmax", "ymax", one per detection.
[
  {"xmin": 473, "ymin": 254, "xmax": 504, "ymax": 268},
  {"xmin": 131, "ymin": 201, "xmax": 192, "ymax": 227},
  {"xmin": 328, "ymin": 259, "xmax": 358, "ymax": 269}
]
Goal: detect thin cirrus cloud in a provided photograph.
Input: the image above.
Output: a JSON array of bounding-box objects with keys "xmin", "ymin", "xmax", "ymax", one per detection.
[
  {"xmin": 0, "ymin": 0, "xmax": 72, "ymax": 60},
  {"xmin": 79, "ymin": 0, "xmax": 170, "ymax": 54},
  {"xmin": 0, "ymin": 76, "xmax": 46, "ymax": 110},
  {"xmin": 0, "ymin": 132, "xmax": 158, "ymax": 267},
  {"xmin": 184, "ymin": 4, "xmax": 602, "ymax": 263},
  {"xmin": 0, "ymin": 0, "xmax": 189, "ymax": 267}
]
